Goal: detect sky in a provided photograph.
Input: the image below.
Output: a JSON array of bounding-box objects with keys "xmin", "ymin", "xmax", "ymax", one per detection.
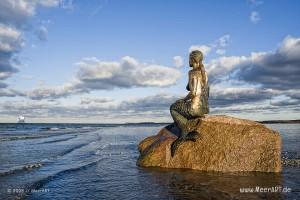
[{"xmin": 0, "ymin": 0, "xmax": 299, "ymax": 123}]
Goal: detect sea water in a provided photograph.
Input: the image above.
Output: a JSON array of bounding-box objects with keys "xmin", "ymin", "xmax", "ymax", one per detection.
[{"xmin": 0, "ymin": 123, "xmax": 299, "ymax": 199}]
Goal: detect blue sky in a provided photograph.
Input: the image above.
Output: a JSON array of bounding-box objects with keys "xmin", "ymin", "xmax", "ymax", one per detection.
[{"xmin": 0, "ymin": 0, "xmax": 300, "ymax": 123}]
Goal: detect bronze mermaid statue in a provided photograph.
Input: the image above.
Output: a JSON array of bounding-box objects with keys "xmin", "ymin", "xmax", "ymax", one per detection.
[{"xmin": 170, "ymin": 50, "xmax": 209, "ymax": 157}]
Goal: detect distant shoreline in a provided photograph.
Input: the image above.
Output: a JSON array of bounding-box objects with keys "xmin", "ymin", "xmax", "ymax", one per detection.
[
  {"xmin": 258, "ymin": 120, "xmax": 300, "ymax": 124},
  {"xmin": 0, "ymin": 120, "xmax": 300, "ymax": 125}
]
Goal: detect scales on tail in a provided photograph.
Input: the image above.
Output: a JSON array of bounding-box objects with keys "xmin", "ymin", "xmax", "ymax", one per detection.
[{"xmin": 170, "ymin": 131, "xmax": 201, "ymax": 157}]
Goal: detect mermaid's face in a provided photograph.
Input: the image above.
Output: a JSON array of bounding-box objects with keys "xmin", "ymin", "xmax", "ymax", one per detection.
[{"xmin": 189, "ymin": 57, "xmax": 200, "ymax": 68}]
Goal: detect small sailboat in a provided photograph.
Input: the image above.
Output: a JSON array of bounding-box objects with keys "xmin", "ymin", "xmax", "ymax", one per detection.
[{"xmin": 18, "ymin": 115, "xmax": 25, "ymax": 123}]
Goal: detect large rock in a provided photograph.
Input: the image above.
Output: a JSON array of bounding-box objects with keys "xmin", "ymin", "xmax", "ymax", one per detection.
[{"xmin": 137, "ymin": 115, "xmax": 282, "ymax": 172}]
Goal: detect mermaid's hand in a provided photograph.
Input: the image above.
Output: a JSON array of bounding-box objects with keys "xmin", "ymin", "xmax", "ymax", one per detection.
[{"xmin": 183, "ymin": 92, "xmax": 194, "ymax": 101}]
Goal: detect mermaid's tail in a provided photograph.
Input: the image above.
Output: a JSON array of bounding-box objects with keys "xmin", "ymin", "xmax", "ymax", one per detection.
[
  {"xmin": 185, "ymin": 131, "xmax": 201, "ymax": 141},
  {"xmin": 170, "ymin": 131, "xmax": 201, "ymax": 157},
  {"xmin": 171, "ymin": 137, "xmax": 184, "ymax": 157}
]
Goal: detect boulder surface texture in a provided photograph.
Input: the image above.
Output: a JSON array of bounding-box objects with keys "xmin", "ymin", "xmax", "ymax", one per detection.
[{"xmin": 137, "ymin": 115, "xmax": 281, "ymax": 172}]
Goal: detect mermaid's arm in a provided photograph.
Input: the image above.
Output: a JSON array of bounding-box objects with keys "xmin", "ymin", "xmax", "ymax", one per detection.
[
  {"xmin": 190, "ymin": 74, "xmax": 201, "ymax": 97},
  {"xmin": 184, "ymin": 76, "xmax": 201, "ymax": 101},
  {"xmin": 205, "ymin": 71, "xmax": 209, "ymax": 97},
  {"xmin": 184, "ymin": 92, "xmax": 193, "ymax": 100},
  {"xmin": 184, "ymin": 75, "xmax": 192, "ymax": 100}
]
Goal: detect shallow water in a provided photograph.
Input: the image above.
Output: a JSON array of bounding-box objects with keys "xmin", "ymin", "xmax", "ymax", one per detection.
[{"xmin": 0, "ymin": 123, "xmax": 299, "ymax": 199}]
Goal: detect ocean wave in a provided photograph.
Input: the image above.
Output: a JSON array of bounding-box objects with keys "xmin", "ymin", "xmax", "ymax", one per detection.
[
  {"xmin": 49, "ymin": 127, "xmax": 60, "ymax": 131},
  {"xmin": 56, "ymin": 135, "xmax": 102, "ymax": 157},
  {"xmin": 37, "ymin": 135, "xmax": 77, "ymax": 144},
  {"xmin": 20, "ymin": 157, "xmax": 107, "ymax": 199},
  {"xmin": 282, "ymin": 151, "xmax": 300, "ymax": 159},
  {"xmin": 39, "ymin": 127, "xmax": 67, "ymax": 131},
  {"xmin": 0, "ymin": 128, "xmax": 95, "ymax": 142},
  {"xmin": 282, "ymin": 159, "xmax": 300, "ymax": 167},
  {"xmin": 105, "ymin": 142, "xmax": 137, "ymax": 150},
  {"xmin": 0, "ymin": 135, "xmax": 44, "ymax": 141},
  {"xmin": 58, "ymin": 143, "xmax": 89, "ymax": 157},
  {"xmin": 81, "ymin": 126, "xmax": 96, "ymax": 130},
  {"xmin": 0, "ymin": 136, "xmax": 101, "ymax": 178},
  {"xmin": 37, "ymin": 143, "xmax": 96, "ymax": 164},
  {"xmin": 281, "ymin": 151, "xmax": 300, "ymax": 167},
  {"xmin": 0, "ymin": 162, "xmax": 43, "ymax": 177}
]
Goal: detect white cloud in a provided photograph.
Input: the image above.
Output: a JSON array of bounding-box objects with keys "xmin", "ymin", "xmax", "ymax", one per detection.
[
  {"xmin": 216, "ymin": 49, "xmax": 226, "ymax": 55},
  {"xmin": 270, "ymin": 95, "xmax": 300, "ymax": 107},
  {"xmin": 250, "ymin": 11, "xmax": 261, "ymax": 24},
  {"xmin": 189, "ymin": 45, "xmax": 211, "ymax": 56},
  {"xmin": 278, "ymin": 35, "xmax": 300, "ymax": 59},
  {"xmin": 210, "ymin": 86, "xmax": 276, "ymax": 106},
  {"xmin": 80, "ymin": 97, "xmax": 113, "ymax": 105},
  {"xmin": 26, "ymin": 82, "xmax": 84, "ymax": 100},
  {"xmin": 20, "ymin": 56, "xmax": 181, "ymax": 100},
  {"xmin": 1, "ymin": 88, "xmax": 298, "ymax": 122},
  {"xmin": 173, "ymin": 56, "xmax": 184, "ymax": 68},
  {"xmin": 0, "ymin": 0, "xmax": 62, "ymax": 26},
  {"xmin": 0, "ymin": 93, "xmax": 177, "ymax": 122},
  {"xmin": 189, "ymin": 34, "xmax": 230, "ymax": 56},
  {"xmin": 0, "ymin": 0, "xmax": 67, "ymax": 88},
  {"xmin": 206, "ymin": 36, "xmax": 300, "ymax": 90},
  {"xmin": 0, "ymin": 24, "xmax": 23, "ymax": 52},
  {"xmin": 0, "ymin": 88, "xmax": 25, "ymax": 97},
  {"xmin": 0, "ymin": 24, "xmax": 21, "ymax": 88},
  {"xmin": 75, "ymin": 56, "xmax": 181, "ymax": 90},
  {"xmin": 206, "ymin": 55, "xmax": 247, "ymax": 79},
  {"xmin": 215, "ymin": 34, "xmax": 230, "ymax": 48}
]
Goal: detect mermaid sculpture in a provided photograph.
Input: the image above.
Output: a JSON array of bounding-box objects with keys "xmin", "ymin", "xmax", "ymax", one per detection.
[{"xmin": 170, "ymin": 50, "xmax": 209, "ymax": 157}]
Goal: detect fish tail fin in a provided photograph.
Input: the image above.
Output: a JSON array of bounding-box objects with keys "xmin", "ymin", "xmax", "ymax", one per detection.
[
  {"xmin": 171, "ymin": 137, "xmax": 184, "ymax": 157},
  {"xmin": 171, "ymin": 131, "xmax": 202, "ymax": 157},
  {"xmin": 185, "ymin": 131, "xmax": 201, "ymax": 142}
]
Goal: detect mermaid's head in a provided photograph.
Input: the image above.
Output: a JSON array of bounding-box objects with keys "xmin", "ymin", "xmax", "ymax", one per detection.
[{"xmin": 189, "ymin": 50, "xmax": 203, "ymax": 68}]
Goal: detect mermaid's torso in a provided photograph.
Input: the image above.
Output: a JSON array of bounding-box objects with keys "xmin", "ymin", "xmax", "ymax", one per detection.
[{"xmin": 187, "ymin": 69, "xmax": 209, "ymax": 117}]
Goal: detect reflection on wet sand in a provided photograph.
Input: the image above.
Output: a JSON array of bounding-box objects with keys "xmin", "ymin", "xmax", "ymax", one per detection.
[{"xmin": 140, "ymin": 167, "xmax": 283, "ymax": 200}]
